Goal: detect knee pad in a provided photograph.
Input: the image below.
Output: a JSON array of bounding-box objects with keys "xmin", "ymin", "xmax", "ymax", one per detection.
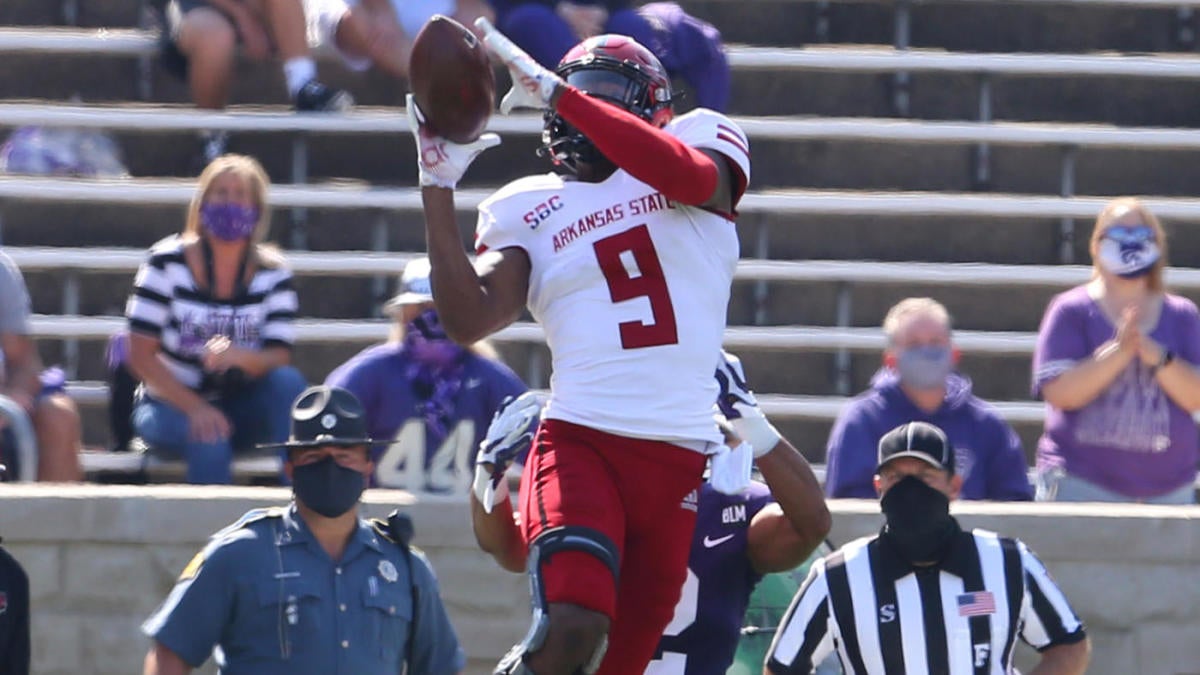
[{"xmin": 494, "ymin": 526, "xmax": 619, "ymax": 675}]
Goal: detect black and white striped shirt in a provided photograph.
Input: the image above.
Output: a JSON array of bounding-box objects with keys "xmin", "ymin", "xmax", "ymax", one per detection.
[
  {"xmin": 767, "ymin": 528, "xmax": 1086, "ymax": 675},
  {"xmin": 125, "ymin": 236, "xmax": 297, "ymax": 394}
]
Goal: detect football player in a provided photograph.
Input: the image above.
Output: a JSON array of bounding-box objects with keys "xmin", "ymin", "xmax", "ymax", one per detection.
[
  {"xmin": 469, "ymin": 352, "xmax": 830, "ymax": 675},
  {"xmin": 406, "ymin": 20, "xmax": 753, "ymax": 675}
]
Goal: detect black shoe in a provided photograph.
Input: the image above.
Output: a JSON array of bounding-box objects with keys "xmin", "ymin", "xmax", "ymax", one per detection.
[{"xmin": 294, "ymin": 80, "xmax": 354, "ymax": 112}]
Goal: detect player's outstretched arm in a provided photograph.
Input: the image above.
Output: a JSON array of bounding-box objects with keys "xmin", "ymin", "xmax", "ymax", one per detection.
[
  {"xmin": 749, "ymin": 438, "xmax": 831, "ymax": 574},
  {"xmin": 474, "ymin": 18, "xmax": 737, "ymax": 213},
  {"xmin": 470, "ymin": 491, "xmax": 527, "ymax": 573},
  {"xmin": 716, "ymin": 351, "xmax": 831, "ymax": 574},
  {"xmin": 470, "ymin": 393, "xmax": 543, "ymax": 572},
  {"xmin": 406, "ymin": 94, "xmax": 529, "ymax": 344}
]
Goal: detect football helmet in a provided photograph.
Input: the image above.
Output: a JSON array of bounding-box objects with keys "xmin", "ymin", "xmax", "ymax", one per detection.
[{"xmin": 542, "ymin": 35, "xmax": 674, "ymax": 174}]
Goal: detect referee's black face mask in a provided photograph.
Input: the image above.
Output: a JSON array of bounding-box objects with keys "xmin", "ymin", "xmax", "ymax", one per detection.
[{"xmin": 880, "ymin": 475, "xmax": 957, "ymax": 564}]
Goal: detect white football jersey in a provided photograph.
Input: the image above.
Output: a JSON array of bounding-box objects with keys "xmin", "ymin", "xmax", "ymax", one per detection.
[{"xmin": 475, "ymin": 109, "xmax": 751, "ymax": 447}]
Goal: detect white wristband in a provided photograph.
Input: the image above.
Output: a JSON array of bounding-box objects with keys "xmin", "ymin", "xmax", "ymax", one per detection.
[
  {"xmin": 731, "ymin": 411, "xmax": 782, "ymax": 458},
  {"xmin": 472, "ymin": 464, "xmax": 509, "ymax": 514}
]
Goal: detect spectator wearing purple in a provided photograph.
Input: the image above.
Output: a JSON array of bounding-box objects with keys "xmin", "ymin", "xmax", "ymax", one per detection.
[
  {"xmin": 325, "ymin": 257, "xmax": 528, "ymax": 493},
  {"xmin": 825, "ymin": 297, "xmax": 1033, "ymax": 501},
  {"xmin": 1034, "ymin": 197, "xmax": 1200, "ymax": 504},
  {"xmin": 490, "ymin": 0, "xmax": 730, "ymax": 111}
]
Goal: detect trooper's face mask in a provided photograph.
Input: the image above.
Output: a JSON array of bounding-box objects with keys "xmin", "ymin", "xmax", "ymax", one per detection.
[
  {"xmin": 880, "ymin": 475, "xmax": 958, "ymax": 564},
  {"xmin": 291, "ymin": 455, "xmax": 365, "ymax": 518}
]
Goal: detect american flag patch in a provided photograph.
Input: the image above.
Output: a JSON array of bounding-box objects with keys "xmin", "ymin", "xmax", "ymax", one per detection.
[{"xmin": 957, "ymin": 591, "xmax": 996, "ymax": 617}]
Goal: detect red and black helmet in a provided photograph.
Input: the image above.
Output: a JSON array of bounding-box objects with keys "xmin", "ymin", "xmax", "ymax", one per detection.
[{"xmin": 542, "ymin": 35, "xmax": 674, "ymax": 174}]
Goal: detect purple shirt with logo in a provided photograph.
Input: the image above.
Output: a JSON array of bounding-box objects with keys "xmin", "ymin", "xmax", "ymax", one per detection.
[
  {"xmin": 825, "ymin": 371, "xmax": 1033, "ymax": 501},
  {"xmin": 650, "ymin": 481, "xmax": 773, "ymax": 675},
  {"xmin": 325, "ymin": 343, "xmax": 527, "ymax": 493},
  {"xmin": 1033, "ymin": 285, "xmax": 1200, "ymax": 498}
]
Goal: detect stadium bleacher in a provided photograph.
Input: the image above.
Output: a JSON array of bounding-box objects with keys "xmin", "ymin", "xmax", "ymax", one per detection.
[{"xmin": 3, "ymin": 0, "xmax": 1200, "ymax": 485}]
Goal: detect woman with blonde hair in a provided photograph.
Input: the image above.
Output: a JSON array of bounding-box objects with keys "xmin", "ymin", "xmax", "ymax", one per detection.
[
  {"xmin": 1032, "ymin": 197, "xmax": 1200, "ymax": 503},
  {"xmin": 124, "ymin": 154, "xmax": 307, "ymax": 484}
]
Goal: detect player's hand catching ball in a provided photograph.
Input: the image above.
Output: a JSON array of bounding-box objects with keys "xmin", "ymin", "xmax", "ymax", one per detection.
[
  {"xmin": 473, "ymin": 391, "xmax": 546, "ymax": 513},
  {"xmin": 474, "ymin": 17, "xmax": 566, "ymax": 113},
  {"xmin": 406, "ymin": 94, "xmax": 501, "ymax": 189}
]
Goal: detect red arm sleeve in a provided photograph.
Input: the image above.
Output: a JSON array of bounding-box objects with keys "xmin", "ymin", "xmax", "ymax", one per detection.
[{"xmin": 554, "ymin": 87, "xmax": 719, "ymax": 206}]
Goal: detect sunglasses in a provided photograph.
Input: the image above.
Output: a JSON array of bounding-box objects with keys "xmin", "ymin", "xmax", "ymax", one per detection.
[{"xmin": 1104, "ymin": 224, "xmax": 1154, "ymax": 244}]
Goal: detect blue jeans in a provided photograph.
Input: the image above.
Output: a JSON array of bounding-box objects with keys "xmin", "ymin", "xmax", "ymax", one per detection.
[
  {"xmin": 133, "ymin": 366, "xmax": 308, "ymax": 484},
  {"xmin": 1036, "ymin": 468, "xmax": 1196, "ymax": 505}
]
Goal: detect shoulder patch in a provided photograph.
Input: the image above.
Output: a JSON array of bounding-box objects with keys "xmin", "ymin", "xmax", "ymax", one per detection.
[
  {"xmin": 212, "ymin": 506, "xmax": 287, "ymax": 540},
  {"xmin": 179, "ymin": 550, "xmax": 205, "ymax": 580}
]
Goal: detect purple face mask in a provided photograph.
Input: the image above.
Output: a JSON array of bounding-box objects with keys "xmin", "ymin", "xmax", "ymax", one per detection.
[
  {"xmin": 200, "ymin": 202, "xmax": 259, "ymax": 242},
  {"xmin": 404, "ymin": 309, "xmax": 463, "ymax": 368}
]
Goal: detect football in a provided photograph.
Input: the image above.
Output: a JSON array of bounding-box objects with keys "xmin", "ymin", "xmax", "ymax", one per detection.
[{"xmin": 408, "ymin": 15, "xmax": 496, "ymax": 144}]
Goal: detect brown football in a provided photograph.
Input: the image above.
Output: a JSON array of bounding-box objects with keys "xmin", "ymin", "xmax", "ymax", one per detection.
[{"xmin": 408, "ymin": 15, "xmax": 496, "ymax": 144}]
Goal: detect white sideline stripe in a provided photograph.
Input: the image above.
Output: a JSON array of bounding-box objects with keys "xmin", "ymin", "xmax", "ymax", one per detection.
[
  {"xmin": 31, "ymin": 314, "xmax": 1036, "ymax": 352},
  {"xmin": 8, "ymin": 28, "xmax": 1200, "ymax": 78},
  {"xmin": 17, "ymin": 245, "xmax": 1200, "ymax": 288},
  {"xmin": 6, "ymin": 103, "xmax": 1200, "ymax": 151},
  {"xmin": 7, "ymin": 176, "xmax": 1200, "ymax": 219}
]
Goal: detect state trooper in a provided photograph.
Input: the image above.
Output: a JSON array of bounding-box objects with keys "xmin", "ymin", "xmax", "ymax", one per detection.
[{"xmin": 141, "ymin": 385, "xmax": 466, "ymax": 675}]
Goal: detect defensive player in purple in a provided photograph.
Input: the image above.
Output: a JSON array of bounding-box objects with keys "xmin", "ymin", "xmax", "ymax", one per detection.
[
  {"xmin": 325, "ymin": 258, "xmax": 528, "ymax": 493},
  {"xmin": 470, "ymin": 351, "xmax": 830, "ymax": 675}
]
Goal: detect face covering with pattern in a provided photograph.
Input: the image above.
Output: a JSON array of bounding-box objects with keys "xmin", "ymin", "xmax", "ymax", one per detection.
[
  {"xmin": 200, "ymin": 202, "xmax": 259, "ymax": 242},
  {"xmin": 1097, "ymin": 234, "xmax": 1161, "ymax": 279},
  {"xmin": 879, "ymin": 475, "xmax": 960, "ymax": 564},
  {"xmin": 895, "ymin": 345, "xmax": 953, "ymax": 390},
  {"xmin": 292, "ymin": 455, "xmax": 364, "ymax": 518},
  {"xmin": 402, "ymin": 308, "xmax": 468, "ymax": 439}
]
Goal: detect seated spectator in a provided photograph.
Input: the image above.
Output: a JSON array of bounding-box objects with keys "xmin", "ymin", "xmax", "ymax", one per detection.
[
  {"xmin": 125, "ymin": 154, "xmax": 308, "ymax": 484},
  {"xmin": 1034, "ymin": 197, "xmax": 1200, "ymax": 504},
  {"xmin": 158, "ymin": 0, "xmax": 354, "ymax": 162},
  {"xmin": 325, "ymin": 257, "xmax": 527, "ymax": 493},
  {"xmin": 0, "ymin": 250, "xmax": 82, "ymax": 482},
  {"xmin": 490, "ymin": 0, "xmax": 730, "ymax": 111},
  {"xmin": 303, "ymin": 0, "xmax": 495, "ymax": 80},
  {"xmin": 825, "ymin": 297, "xmax": 1033, "ymax": 501}
]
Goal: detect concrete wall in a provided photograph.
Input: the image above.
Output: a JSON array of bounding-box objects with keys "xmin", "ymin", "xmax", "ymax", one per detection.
[{"xmin": 1, "ymin": 485, "xmax": 1198, "ymax": 675}]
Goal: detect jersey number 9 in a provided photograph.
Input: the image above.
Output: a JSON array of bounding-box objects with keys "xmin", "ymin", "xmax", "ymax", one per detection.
[{"xmin": 593, "ymin": 224, "xmax": 679, "ymax": 349}]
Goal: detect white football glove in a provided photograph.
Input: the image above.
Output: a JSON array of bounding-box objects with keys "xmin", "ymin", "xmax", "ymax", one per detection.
[
  {"xmin": 405, "ymin": 94, "xmax": 501, "ymax": 189},
  {"xmin": 715, "ymin": 350, "xmax": 781, "ymax": 458},
  {"xmin": 472, "ymin": 391, "xmax": 546, "ymax": 513},
  {"xmin": 474, "ymin": 17, "xmax": 565, "ymax": 114},
  {"xmin": 708, "ymin": 441, "xmax": 754, "ymax": 495}
]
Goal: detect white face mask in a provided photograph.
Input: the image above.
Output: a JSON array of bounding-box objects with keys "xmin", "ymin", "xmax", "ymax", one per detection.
[{"xmin": 1097, "ymin": 237, "xmax": 1161, "ymax": 279}]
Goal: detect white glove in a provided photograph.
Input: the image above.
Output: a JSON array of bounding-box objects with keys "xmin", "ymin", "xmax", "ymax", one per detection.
[
  {"xmin": 405, "ymin": 94, "xmax": 501, "ymax": 188},
  {"xmin": 715, "ymin": 350, "xmax": 781, "ymax": 458},
  {"xmin": 709, "ymin": 441, "xmax": 754, "ymax": 495},
  {"xmin": 472, "ymin": 391, "xmax": 546, "ymax": 513},
  {"xmin": 474, "ymin": 17, "xmax": 565, "ymax": 114}
]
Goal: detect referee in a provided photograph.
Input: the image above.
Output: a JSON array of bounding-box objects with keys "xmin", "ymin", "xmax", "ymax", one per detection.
[{"xmin": 766, "ymin": 421, "xmax": 1090, "ymax": 675}]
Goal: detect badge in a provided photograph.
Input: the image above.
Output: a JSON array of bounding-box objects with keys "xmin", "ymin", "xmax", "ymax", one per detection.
[
  {"xmin": 378, "ymin": 560, "xmax": 398, "ymax": 583},
  {"xmin": 321, "ymin": 413, "xmax": 337, "ymax": 429}
]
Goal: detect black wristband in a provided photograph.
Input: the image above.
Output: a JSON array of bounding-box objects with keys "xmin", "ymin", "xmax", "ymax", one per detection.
[{"xmin": 1152, "ymin": 349, "xmax": 1176, "ymax": 375}]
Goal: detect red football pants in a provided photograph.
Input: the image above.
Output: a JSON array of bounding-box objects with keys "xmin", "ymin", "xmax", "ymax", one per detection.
[{"xmin": 518, "ymin": 419, "xmax": 707, "ymax": 675}]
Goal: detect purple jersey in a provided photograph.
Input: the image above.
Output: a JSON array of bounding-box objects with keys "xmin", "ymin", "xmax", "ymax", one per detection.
[
  {"xmin": 325, "ymin": 343, "xmax": 527, "ymax": 492},
  {"xmin": 1034, "ymin": 285, "xmax": 1200, "ymax": 497},
  {"xmin": 648, "ymin": 481, "xmax": 773, "ymax": 675}
]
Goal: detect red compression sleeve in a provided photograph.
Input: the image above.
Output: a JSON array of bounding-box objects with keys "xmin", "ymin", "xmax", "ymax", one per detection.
[{"xmin": 555, "ymin": 87, "xmax": 719, "ymax": 206}]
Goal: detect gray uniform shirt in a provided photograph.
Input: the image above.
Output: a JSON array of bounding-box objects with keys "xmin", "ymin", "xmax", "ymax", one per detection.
[{"xmin": 143, "ymin": 504, "xmax": 466, "ymax": 675}]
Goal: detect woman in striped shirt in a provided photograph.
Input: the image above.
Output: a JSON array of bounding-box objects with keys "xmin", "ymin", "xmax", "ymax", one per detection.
[{"xmin": 125, "ymin": 154, "xmax": 307, "ymax": 484}]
